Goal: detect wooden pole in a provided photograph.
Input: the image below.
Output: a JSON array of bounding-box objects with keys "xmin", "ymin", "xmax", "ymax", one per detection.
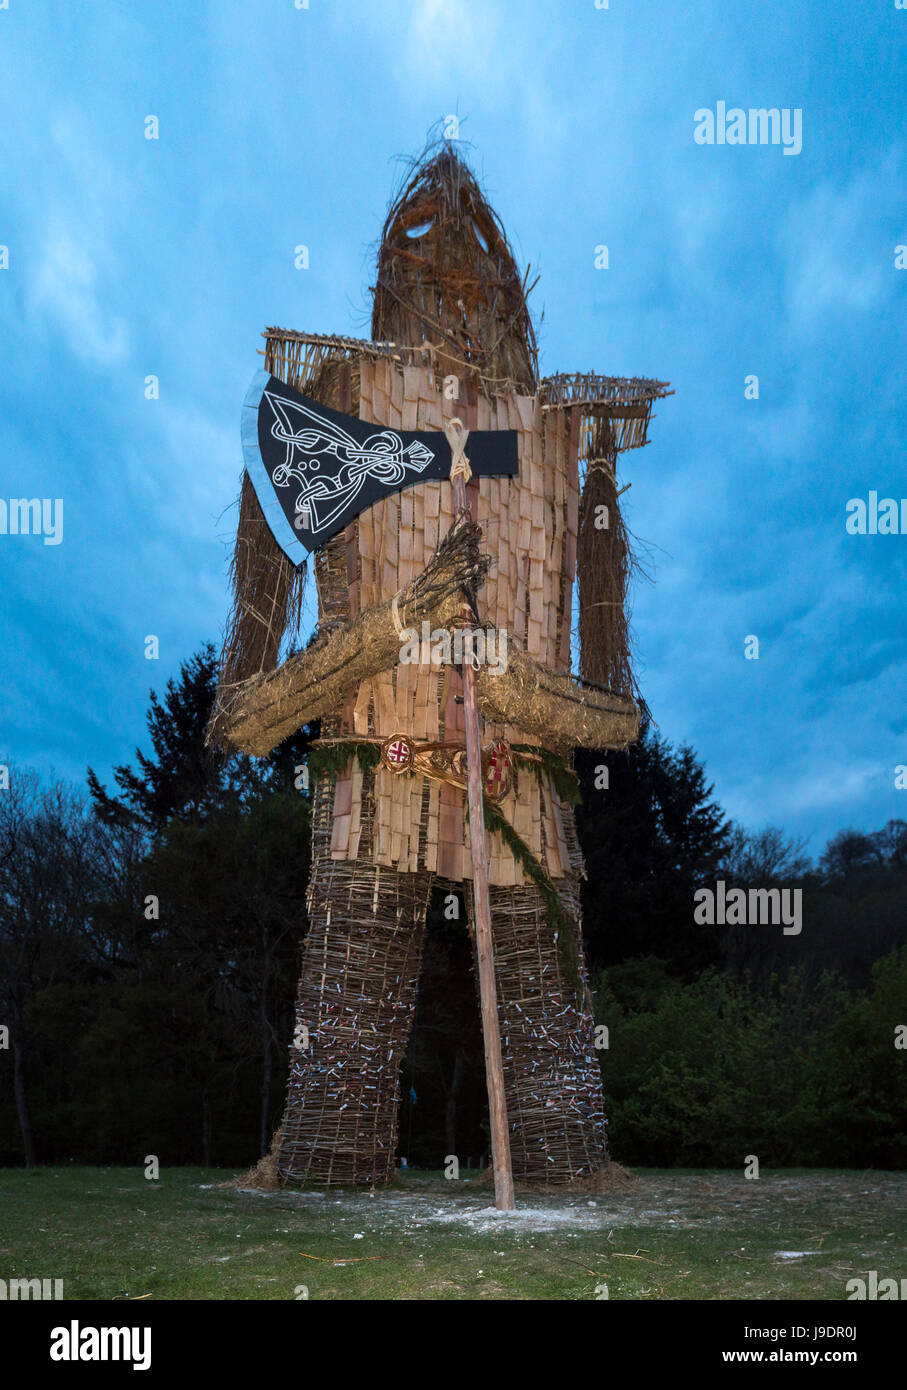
[{"xmin": 448, "ymin": 433, "xmax": 515, "ymax": 1212}]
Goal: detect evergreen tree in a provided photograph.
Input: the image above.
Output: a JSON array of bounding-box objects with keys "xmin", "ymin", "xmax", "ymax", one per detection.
[
  {"xmin": 575, "ymin": 723, "xmax": 731, "ymax": 975},
  {"xmin": 87, "ymin": 644, "xmax": 314, "ymax": 832}
]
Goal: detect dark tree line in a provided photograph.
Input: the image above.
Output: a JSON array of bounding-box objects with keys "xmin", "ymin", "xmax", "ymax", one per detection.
[
  {"xmin": 1, "ymin": 648, "xmax": 313, "ymax": 1167},
  {"xmin": 1, "ymin": 646, "xmax": 905, "ymax": 1169}
]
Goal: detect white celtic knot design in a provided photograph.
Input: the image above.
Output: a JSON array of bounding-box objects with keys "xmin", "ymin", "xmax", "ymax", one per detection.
[{"xmin": 262, "ymin": 388, "xmax": 435, "ymax": 536}]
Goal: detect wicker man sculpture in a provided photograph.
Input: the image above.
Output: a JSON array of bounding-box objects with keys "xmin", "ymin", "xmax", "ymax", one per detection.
[{"xmin": 212, "ymin": 145, "xmax": 670, "ymax": 1187}]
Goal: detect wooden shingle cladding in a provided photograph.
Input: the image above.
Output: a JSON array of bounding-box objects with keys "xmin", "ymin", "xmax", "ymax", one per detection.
[{"xmin": 262, "ymin": 332, "xmax": 586, "ymax": 886}]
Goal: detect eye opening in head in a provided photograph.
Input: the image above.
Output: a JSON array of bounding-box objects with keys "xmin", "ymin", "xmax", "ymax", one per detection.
[
  {"xmin": 470, "ymin": 217, "xmax": 490, "ymax": 252},
  {"xmin": 404, "ymin": 217, "xmax": 435, "ymax": 239}
]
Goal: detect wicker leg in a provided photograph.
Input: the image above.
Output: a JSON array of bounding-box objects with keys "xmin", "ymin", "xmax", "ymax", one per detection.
[
  {"xmin": 276, "ymin": 857, "xmax": 433, "ymax": 1185},
  {"xmin": 465, "ymin": 876, "xmax": 608, "ymax": 1183}
]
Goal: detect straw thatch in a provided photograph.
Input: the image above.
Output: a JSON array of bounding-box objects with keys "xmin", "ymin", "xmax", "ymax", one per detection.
[
  {"xmin": 215, "ymin": 472, "xmax": 305, "ymax": 707},
  {"xmin": 577, "ymin": 462, "xmax": 639, "ymax": 698}
]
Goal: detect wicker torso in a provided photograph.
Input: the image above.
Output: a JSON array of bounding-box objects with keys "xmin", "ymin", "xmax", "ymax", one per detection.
[{"xmin": 303, "ymin": 354, "xmax": 581, "ymax": 885}]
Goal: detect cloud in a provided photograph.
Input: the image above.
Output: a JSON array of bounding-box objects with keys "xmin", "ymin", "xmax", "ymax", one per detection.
[
  {"xmin": 407, "ymin": 0, "xmax": 504, "ymax": 82},
  {"xmin": 777, "ymin": 158, "xmax": 900, "ymax": 338},
  {"xmin": 741, "ymin": 396, "xmax": 813, "ymax": 461},
  {"xmin": 30, "ymin": 226, "xmax": 130, "ymax": 367},
  {"xmin": 785, "ymin": 760, "xmax": 882, "ymax": 816},
  {"xmin": 155, "ymin": 399, "xmax": 238, "ymax": 539}
]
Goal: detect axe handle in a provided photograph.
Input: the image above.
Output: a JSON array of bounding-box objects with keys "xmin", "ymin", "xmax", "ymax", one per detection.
[{"xmin": 451, "ymin": 471, "xmax": 515, "ymax": 1213}]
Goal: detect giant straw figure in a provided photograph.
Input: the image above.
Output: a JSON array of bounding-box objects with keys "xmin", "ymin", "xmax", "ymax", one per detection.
[{"xmin": 212, "ymin": 144, "xmax": 671, "ymax": 1186}]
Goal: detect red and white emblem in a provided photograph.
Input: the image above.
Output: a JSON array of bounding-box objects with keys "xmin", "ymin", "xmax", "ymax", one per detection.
[
  {"xmin": 483, "ymin": 740, "xmax": 513, "ymax": 802},
  {"xmin": 381, "ymin": 734, "xmax": 414, "ymax": 773}
]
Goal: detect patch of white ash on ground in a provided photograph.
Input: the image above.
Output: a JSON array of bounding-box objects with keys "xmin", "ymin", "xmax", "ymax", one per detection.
[
  {"xmin": 223, "ymin": 1171, "xmax": 907, "ymax": 1241},
  {"xmin": 401, "ymin": 1201, "xmax": 614, "ymax": 1233},
  {"xmin": 230, "ymin": 1185, "xmax": 635, "ymax": 1232}
]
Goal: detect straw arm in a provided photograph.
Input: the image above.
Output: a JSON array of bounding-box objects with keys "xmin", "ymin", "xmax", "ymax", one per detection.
[
  {"xmin": 474, "ymin": 644, "xmax": 640, "ymax": 753},
  {"xmin": 216, "ymin": 513, "xmax": 488, "ymax": 757}
]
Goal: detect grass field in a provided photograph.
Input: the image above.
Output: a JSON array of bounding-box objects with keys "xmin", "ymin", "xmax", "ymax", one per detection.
[{"xmin": 1, "ymin": 1166, "xmax": 903, "ymax": 1300}]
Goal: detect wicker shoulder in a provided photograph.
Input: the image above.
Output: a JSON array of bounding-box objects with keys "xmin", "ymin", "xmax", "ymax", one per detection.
[
  {"xmin": 540, "ymin": 372, "xmax": 673, "ymax": 456},
  {"xmin": 262, "ymin": 328, "xmax": 427, "ymax": 400}
]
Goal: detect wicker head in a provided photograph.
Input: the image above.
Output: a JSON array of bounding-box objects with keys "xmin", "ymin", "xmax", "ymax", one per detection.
[{"xmin": 372, "ymin": 142, "xmax": 538, "ymax": 394}]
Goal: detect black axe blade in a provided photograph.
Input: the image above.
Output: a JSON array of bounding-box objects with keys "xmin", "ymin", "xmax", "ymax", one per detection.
[{"xmin": 241, "ymin": 370, "xmax": 519, "ymax": 563}]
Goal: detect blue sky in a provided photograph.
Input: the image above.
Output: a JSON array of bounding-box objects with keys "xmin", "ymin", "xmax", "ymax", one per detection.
[{"xmin": 1, "ymin": 0, "xmax": 905, "ymax": 858}]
